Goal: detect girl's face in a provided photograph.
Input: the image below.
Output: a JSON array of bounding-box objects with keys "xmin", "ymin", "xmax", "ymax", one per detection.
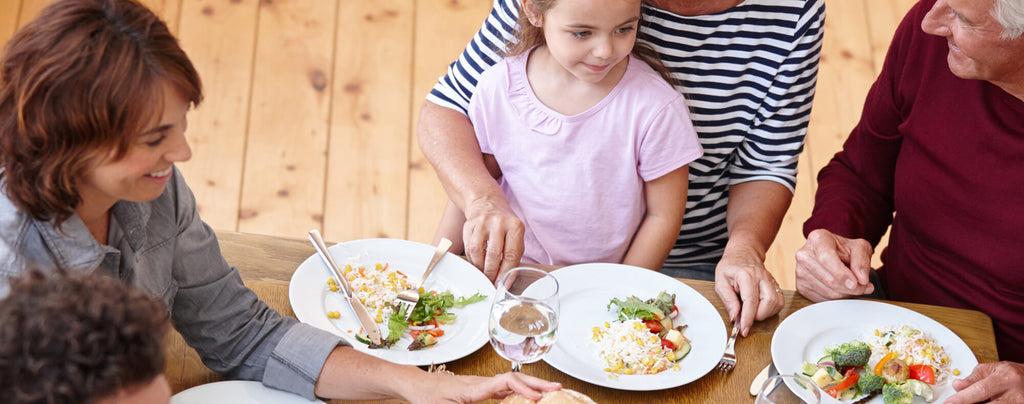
[
  {"xmin": 77, "ymin": 81, "xmax": 192, "ymax": 210},
  {"xmin": 532, "ymin": 0, "xmax": 642, "ymax": 84}
]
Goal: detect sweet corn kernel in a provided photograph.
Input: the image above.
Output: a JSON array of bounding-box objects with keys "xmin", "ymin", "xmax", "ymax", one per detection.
[
  {"xmin": 673, "ymin": 363, "xmax": 680, "ymax": 371},
  {"xmin": 327, "ymin": 278, "xmax": 336, "ymax": 284},
  {"xmin": 667, "ymin": 352, "xmax": 676, "ymax": 361},
  {"xmin": 603, "ymin": 321, "xmax": 610, "ymax": 328},
  {"xmin": 623, "ymin": 368, "xmax": 634, "ymax": 375},
  {"xmin": 329, "ymin": 284, "xmax": 339, "ymax": 292},
  {"xmin": 953, "ymin": 368, "xmax": 960, "ymax": 376}
]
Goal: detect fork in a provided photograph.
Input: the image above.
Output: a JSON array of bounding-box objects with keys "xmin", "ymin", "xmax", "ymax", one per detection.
[
  {"xmin": 718, "ymin": 322, "xmax": 740, "ymax": 371},
  {"xmin": 395, "ymin": 238, "xmax": 453, "ymax": 321}
]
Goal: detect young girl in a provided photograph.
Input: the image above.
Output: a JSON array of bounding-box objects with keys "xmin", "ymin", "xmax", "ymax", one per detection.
[{"xmin": 436, "ymin": 0, "xmax": 702, "ymax": 276}]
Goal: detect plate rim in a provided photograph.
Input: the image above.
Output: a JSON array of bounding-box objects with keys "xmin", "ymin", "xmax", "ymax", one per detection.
[
  {"xmin": 541, "ymin": 262, "xmax": 727, "ymax": 391},
  {"xmin": 171, "ymin": 380, "xmax": 324, "ymax": 403},
  {"xmin": 287, "ymin": 238, "xmax": 495, "ymax": 366}
]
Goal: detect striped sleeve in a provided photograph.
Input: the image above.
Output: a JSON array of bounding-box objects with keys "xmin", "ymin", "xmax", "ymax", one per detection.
[
  {"xmin": 426, "ymin": 0, "xmax": 519, "ymax": 115},
  {"xmin": 728, "ymin": 0, "xmax": 824, "ymax": 190}
]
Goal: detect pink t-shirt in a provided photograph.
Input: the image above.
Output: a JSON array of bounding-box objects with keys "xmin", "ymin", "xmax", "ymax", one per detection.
[{"xmin": 468, "ymin": 52, "xmax": 702, "ymax": 265}]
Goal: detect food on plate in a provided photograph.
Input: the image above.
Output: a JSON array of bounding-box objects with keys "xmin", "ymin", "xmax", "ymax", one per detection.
[
  {"xmin": 592, "ymin": 291, "xmax": 690, "ymax": 375},
  {"xmin": 801, "ymin": 325, "xmax": 951, "ymax": 403},
  {"xmin": 325, "ymin": 260, "xmax": 486, "ymax": 350},
  {"xmin": 500, "ymin": 389, "xmax": 597, "ymax": 404}
]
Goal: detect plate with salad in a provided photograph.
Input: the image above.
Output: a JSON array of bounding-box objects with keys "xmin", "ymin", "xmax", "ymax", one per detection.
[
  {"xmin": 542, "ymin": 263, "xmax": 727, "ymax": 391},
  {"xmin": 772, "ymin": 300, "xmax": 979, "ymax": 404},
  {"xmin": 288, "ymin": 238, "xmax": 494, "ymax": 366}
]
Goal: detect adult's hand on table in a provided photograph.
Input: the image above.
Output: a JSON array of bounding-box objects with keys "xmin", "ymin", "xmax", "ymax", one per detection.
[
  {"xmin": 944, "ymin": 361, "xmax": 1024, "ymax": 404},
  {"xmin": 794, "ymin": 229, "xmax": 874, "ymax": 302},
  {"xmin": 462, "ymin": 195, "xmax": 525, "ymax": 283},
  {"xmin": 416, "ymin": 371, "xmax": 561, "ymax": 404},
  {"xmin": 714, "ymin": 245, "xmax": 784, "ymax": 337}
]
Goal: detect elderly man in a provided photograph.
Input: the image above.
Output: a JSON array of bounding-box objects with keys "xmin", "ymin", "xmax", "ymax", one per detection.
[{"xmin": 795, "ymin": 0, "xmax": 1024, "ymax": 402}]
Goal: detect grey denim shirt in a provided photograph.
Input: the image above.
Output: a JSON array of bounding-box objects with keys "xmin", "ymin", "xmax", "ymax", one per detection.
[{"xmin": 0, "ymin": 168, "xmax": 345, "ymax": 399}]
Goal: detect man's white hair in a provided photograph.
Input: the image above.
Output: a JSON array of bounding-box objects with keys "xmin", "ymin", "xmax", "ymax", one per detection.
[{"xmin": 994, "ymin": 0, "xmax": 1024, "ymax": 39}]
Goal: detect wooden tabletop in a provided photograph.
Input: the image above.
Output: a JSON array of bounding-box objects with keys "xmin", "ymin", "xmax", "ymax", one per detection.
[{"xmin": 164, "ymin": 231, "xmax": 1000, "ymax": 403}]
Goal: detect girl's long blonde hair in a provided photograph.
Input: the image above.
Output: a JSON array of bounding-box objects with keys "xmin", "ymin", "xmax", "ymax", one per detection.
[{"xmin": 504, "ymin": 0, "xmax": 678, "ymax": 87}]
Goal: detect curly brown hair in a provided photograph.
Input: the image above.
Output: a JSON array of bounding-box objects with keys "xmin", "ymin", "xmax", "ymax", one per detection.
[
  {"xmin": 0, "ymin": 270, "xmax": 170, "ymax": 404},
  {"xmin": 0, "ymin": 0, "xmax": 202, "ymax": 225}
]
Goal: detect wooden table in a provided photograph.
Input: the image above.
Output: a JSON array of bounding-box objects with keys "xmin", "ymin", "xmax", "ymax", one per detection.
[{"xmin": 165, "ymin": 231, "xmax": 1000, "ymax": 403}]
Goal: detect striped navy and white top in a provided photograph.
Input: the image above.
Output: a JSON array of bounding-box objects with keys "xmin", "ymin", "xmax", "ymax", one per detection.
[{"xmin": 427, "ymin": 0, "xmax": 825, "ymax": 270}]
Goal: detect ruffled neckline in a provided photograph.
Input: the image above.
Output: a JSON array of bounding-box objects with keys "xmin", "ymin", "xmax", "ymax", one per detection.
[{"xmin": 505, "ymin": 49, "xmax": 630, "ymax": 135}]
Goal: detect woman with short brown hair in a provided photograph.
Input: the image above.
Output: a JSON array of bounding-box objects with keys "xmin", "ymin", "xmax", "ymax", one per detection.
[{"xmin": 0, "ymin": 0, "xmax": 557, "ymax": 401}]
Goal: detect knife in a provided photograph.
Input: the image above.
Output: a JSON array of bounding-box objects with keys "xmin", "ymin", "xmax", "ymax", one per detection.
[
  {"xmin": 749, "ymin": 361, "xmax": 779, "ymax": 396},
  {"xmin": 308, "ymin": 230, "xmax": 383, "ymax": 345}
]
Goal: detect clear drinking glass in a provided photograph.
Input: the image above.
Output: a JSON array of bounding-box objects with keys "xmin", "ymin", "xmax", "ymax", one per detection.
[
  {"xmin": 488, "ymin": 267, "xmax": 559, "ymax": 372},
  {"xmin": 755, "ymin": 374, "xmax": 822, "ymax": 404}
]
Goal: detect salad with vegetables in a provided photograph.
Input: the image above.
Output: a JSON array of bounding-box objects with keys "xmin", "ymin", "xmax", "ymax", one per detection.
[
  {"xmin": 802, "ymin": 326, "xmax": 953, "ymax": 404},
  {"xmin": 592, "ymin": 291, "xmax": 691, "ymax": 375},
  {"xmin": 325, "ymin": 261, "xmax": 486, "ymax": 350}
]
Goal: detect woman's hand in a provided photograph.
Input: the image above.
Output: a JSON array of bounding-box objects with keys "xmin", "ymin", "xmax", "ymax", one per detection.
[
  {"xmin": 794, "ymin": 229, "xmax": 874, "ymax": 302},
  {"xmin": 714, "ymin": 244, "xmax": 784, "ymax": 336},
  {"xmin": 462, "ymin": 195, "xmax": 525, "ymax": 283},
  {"xmin": 944, "ymin": 361, "xmax": 1024, "ymax": 403},
  {"xmin": 417, "ymin": 371, "xmax": 561, "ymax": 404}
]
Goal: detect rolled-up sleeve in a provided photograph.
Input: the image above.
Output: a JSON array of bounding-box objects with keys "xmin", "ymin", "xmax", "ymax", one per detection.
[{"xmin": 166, "ymin": 171, "xmax": 346, "ymax": 399}]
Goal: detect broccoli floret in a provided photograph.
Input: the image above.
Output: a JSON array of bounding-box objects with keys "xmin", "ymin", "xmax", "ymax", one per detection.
[
  {"xmin": 828, "ymin": 340, "xmax": 872, "ymax": 368},
  {"xmin": 857, "ymin": 369, "xmax": 886, "ymax": 394},
  {"xmin": 882, "ymin": 383, "xmax": 913, "ymax": 404}
]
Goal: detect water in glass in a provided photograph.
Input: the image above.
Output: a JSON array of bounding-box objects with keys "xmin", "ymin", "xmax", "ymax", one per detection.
[{"xmin": 489, "ymin": 267, "xmax": 559, "ymax": 371}]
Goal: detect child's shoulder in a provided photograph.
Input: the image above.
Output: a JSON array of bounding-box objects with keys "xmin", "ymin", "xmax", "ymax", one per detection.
[{"xmin": 619, "ymin": 57, "xmax": 682, "ymax": 103}]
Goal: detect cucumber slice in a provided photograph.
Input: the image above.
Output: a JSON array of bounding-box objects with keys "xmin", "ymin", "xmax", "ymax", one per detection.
[{"xmin": 673, "ymin": 339, "xmax": 691, "ymax": 361}]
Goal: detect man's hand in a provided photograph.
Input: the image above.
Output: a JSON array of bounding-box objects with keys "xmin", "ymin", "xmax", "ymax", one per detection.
[
  {"xmin": 714, "ymin": 244, "xmax": 784, "ymax": 336},
  {"xmin": 794, "ymin": 229, "xmax": 874, "ymax": 302},
  {"xmin": 462, "ymin": 195, "xmax": 525, "ymax": 283},
  {"xmin": 944, "ymin": 361, "xmax": 1024, "ymax": 403}
]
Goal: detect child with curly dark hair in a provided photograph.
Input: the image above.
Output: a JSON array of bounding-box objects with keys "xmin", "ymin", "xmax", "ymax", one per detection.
[{"xmin": 0, "ymin": 270, "xmax": 170, "ymax": 404}]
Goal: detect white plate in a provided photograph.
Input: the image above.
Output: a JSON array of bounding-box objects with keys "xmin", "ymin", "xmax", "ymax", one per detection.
[
  {"xmin": 288, "ymin": 238, "xmax": 495, "ymax": 366},
  {"xmin": 171, "ymin": 381, "xmax": 324, "ymax": 404},
  {"xmin": 541, "ymin": 263, "xmax": 727, "ymax": 391},
  {"xmin": 771, "ymin": 300, "xmax": 979, "ymax": 404}
]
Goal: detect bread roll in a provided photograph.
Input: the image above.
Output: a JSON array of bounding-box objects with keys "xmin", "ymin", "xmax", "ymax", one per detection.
[{"xmin": 500, "ymin": 389, "xmax": 597, "ymax": 404}]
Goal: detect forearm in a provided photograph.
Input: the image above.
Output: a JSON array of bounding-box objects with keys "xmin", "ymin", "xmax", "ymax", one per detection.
[
  {"xmin": 313, "ymin": 346, "xmax": 429, "ymax": 400},
  {"xmin": 724, "ymin": 181, "xmax": 793, "ymax": 259},
  {"xmin": 417, "ymin": 101, "xmax": 508, "ymax": 215},
  {"xmin": 622, "ymin": 214, "xmax": 682, "ymax": 271},
  {"xmin": 623, "ymin": 167, "xmax": 688, "ymax": 270}
]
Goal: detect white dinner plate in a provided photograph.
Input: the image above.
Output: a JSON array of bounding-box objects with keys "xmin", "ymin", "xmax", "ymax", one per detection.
[
  {"xmin": 171, "ymin": 381, "xmax": 324, "ymax": 404},
  {"xmin": 771, "ymin": 300, "xmax": 979, "ymax": 404},
  {"xmin": 541, "ymin": 263, "xmax": 727, "ymax": 391},
  {"xmin": 288, "ymin": 238, "xmax": 495, "ymax": 366}
]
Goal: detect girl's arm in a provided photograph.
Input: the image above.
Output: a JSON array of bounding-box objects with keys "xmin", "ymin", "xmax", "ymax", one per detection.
[{"xmin": 621, "ymin": 166, "xmax": 689, "ymax": 270}]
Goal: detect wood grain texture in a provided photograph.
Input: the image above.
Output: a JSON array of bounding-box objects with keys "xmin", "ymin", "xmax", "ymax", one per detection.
[
  {"xmin": 406, "ymin": 0, "xmax": 493, "ymax": 244},
  {"xmin": 324, "ymin": 0, "xmax": 413, "ymax": 242},
  {"xmin": 176, "ymin": 0, "xmax": 259, "ymax": 230},
  {"xmin": 238, "ymin": 0, "xmax": 336, "ymax": 238},
  {"xmin": 163, "ymin": 230, "xmax": 1000, "ymax": 402},
  {"xmin": 0, "ymin": 0, "xmax": 924, "ymax": 290}
]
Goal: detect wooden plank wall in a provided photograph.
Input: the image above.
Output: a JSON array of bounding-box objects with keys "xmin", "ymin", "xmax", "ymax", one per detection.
[{"xmin": 0, "ymin": 0, "xmax": 921, "ymax": 289}]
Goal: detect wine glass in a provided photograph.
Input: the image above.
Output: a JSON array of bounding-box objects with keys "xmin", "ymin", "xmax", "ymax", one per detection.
[
  {"xmin": 488, "ymin": 267, "xmax": 559, "ymax": 372},
  {"xmin": 755, "ymin": 374, "xmax": 821, "ymax": 404}
]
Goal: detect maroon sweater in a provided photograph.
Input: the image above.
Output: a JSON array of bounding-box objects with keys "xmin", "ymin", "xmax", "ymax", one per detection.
[{"xmin": 804, "ymin": 0, "xmax": 1024, "ymax": 362}]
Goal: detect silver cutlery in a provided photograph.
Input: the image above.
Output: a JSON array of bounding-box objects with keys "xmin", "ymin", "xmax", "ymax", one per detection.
[
  {"xmin": 717, "ymin": 322, "xmax": 740, "ymax": 372},
  {"xmin": 395, "ymin": 238, "xmax": 452, "ymax": 321},
  {"xmin": 307, "ymin": 229, "xmax": 382, "ymax": 345}
]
